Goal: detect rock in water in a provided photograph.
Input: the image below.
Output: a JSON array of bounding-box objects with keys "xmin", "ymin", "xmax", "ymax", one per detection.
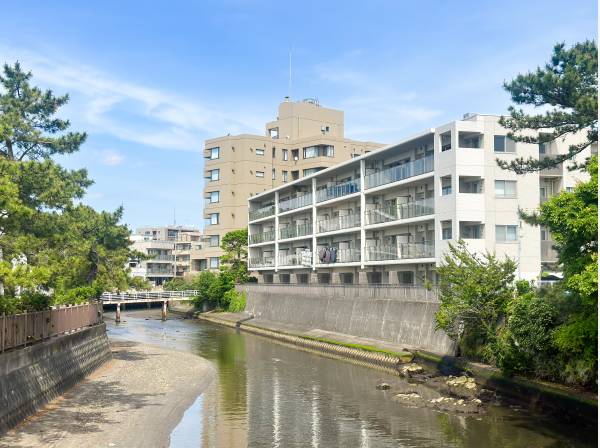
[{"xmin": 376, "ymin": 382, "xmax": 391, "ymax": 390}]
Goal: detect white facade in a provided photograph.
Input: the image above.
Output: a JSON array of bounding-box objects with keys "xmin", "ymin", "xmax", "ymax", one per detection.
[{"xmin": 247, "ymin": 114, "xmax": 592, "ymax": 285}]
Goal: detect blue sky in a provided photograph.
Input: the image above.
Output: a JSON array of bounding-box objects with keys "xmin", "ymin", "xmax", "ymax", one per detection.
[{"xmin": 2, "ymin": 1, "xmax": 596, "ymax": 231}]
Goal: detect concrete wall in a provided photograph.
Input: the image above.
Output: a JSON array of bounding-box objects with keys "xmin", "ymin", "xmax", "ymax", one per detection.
[
  {"xmin": 240, "ymin": 285, "xmax": 456, "ymax": 356},
  {"xmin": 0, "ymin": 324, "xmax": 111, "ymax": 434}
]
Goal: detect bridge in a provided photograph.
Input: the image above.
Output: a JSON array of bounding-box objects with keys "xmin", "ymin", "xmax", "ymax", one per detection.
[{"xmin": 100, "ymin": 290, "xmax": 199, "ymax": 322}]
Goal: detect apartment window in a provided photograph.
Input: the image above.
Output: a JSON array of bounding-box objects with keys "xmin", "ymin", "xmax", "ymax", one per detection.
[
  {"xmin": 292, "ymin": 149, "xmax": 299, "ymax": 160},
  {"xmin": 494, "ymin": 135, "xmax": 515, "ymax": 153},
  {"xmin": 209, "ymin": 191, "xmax": 219, "ymax": 203},
  {"xmin": 272, "ymin": 168, "xmax": 276, "ymax": 180},
  {"xmin": 303, "ymin": 145, "xmax": 334, "ymax": 159},
  {"xmin": 496, "ymin": 225, "xmax": 518, "ymax": 242},
  {"xmin": 210, "ymin": 169, "xmax": 220, "ymax": 181},
  {"xmin": 440, "ymin": 132, "xmax": 451, "ymax": 152},
  {"xmin": 255, "ymin": 148, "xmax": 265, "ymax": 156},
  {"xmin": 209, "ymin": 235, "xmax": 220, "ymax": 247},
  {"xmin": 256, "ymin": 171, "xmax": 264, "ymax": 178},
  {"xmin": 209, "ymin": 147, "xmax": 219, "ymax": 159},
  {"xmin": 209, "ymin": 257, "xmax": 220, "ymax": 269},
  {"xmin": 495, "ymin": 180, "xmax": 517, "ymax": 198},
  {"xmin": 303, "ymin": 168, "xmax": 322, "ymax": 177},
  {"xmin": 272, "ymin": 147, "xmax": 276, "ymax": 158},
  {"xmin": 209, "ymin": 213, "xmax": 219, "ymax": 225},
  {"xmin": 565, "ymin": 186, "xmax": 574, "ymax": 192},
  {"xmin": 441, "ymin": 220, "xmax": 452, "ymax": 240},
  {"xmin": 441, "ymin": 176, "xmax": 452, "ymax": 196},
  {"xmin": 291, "ymin": 170, "xmax": 300, "ymax": 180},
  {"xmin": 539, "ymin": 142, "xmax": 547, "ymax": 154},
  {"xmin": 540, "ymin": 227, "xmax": 549, "ymax": 241},
  {"xmin": 269, "ymin": 128, "xmax": 279, "ymax": 139},
  {"xmin": 282, "ymin": 171, "xmax": 288, "ymax": 182},
  {"xmin": 282, "ymin": 149, "xmax": 288, "ymax": 161}
]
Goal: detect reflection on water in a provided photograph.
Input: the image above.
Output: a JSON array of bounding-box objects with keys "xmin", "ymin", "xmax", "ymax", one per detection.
[{"xmin": 106, "ymin": 310, "xmax": 595, "ymax": 448}]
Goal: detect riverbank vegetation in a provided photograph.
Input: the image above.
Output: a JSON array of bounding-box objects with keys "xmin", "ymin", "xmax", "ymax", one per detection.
[
  {"xmin": 164, "ymin": 228, "xmax": 253, "ymax": 312},
  {"xmin": 436, "ymin": 41, "xmax": 597, "ymax": 389},
  {"xmin": 0, "ymin": 62, "xmax": 137, "ymax": 315}
]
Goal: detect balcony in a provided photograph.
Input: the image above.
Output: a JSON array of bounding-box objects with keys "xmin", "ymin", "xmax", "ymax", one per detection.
[
  {"xmin": 249, "ymin": 204, "xmax": 275, "ymax": 221},
  {"xmin": 146, "ymin": 268, "xmax": 174, "ymax": 276},
  {"xmin": 279, "ymin": 193, "xmax": 313, "ymax": 213},
  {"xmin": 147, "ymin": 254, "xmax": 175, "ymax": 262},
  {"xmin": 316, "ymin": 179, "xmax": 360, "ymax": 203},
  {"xmin": 249, "ymin": 257, "xmax": 275, "ymax": 268},
  {"xmin": 365, "ymin": 242, "xmax": 434, "ymax": 262},
  {"xmin": 365, "ymin": 198, "xmax": 434, "ymax": 226},
  {"xmin": 541, "ymin": 240, "xmax": 559, "ymax": 263},
  {"xmin": 249, "ymin": 229, "xmax": 275, "ymax": 245},
  {"xmin": 540, "ymin": 161, "xmax": 563, "ymax": 176},
  {"xmin": 279, "ymin": 223, "xmax": 312, "ymax": 240},
  {"xmin": 316, "ymin": 247, "xmax": 360, "ymax": 264},
  {"xmin": 317, "ymin": 213, "xmax": 360, "ymax": 233},
  {"xmin": 278, "ymin": 251, "xmax": 312, "ymax": 267},
  {"xmin": 365, "ymin": 156, "xmax": 434, "ymax": 189}
]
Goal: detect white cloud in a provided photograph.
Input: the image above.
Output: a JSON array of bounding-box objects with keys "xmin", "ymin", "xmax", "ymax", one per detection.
[
  {"xmin": 99, "ymin": 149, "xmax": 124, "ymax": 166},
  {"xmin": 0, "ymin": 46, "xmax": 263, "ymax": 151}
]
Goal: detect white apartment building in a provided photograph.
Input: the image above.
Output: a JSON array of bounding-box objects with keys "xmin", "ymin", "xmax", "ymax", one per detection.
[{"xmin": 247, "ymin": 114, "xmax": 593, "ymax": 285}]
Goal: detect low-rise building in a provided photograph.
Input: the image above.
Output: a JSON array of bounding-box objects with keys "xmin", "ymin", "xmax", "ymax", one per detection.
[{"xmin": 247, "ymin": 114, "xmax": 593, "ymax": 285}]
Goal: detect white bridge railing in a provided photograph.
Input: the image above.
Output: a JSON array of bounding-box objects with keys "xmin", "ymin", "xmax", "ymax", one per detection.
[{"xmin": 100, "ymin": 290, "xmax": 199, "ymax": 302}]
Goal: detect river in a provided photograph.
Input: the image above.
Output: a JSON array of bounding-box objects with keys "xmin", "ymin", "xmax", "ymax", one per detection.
[{"xmin": 106, "ymin": 309, "xmax": 594, "ymax": 448}]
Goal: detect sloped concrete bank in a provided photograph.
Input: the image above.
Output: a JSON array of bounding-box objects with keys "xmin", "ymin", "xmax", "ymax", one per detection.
[{"xmin": 0, "ymin": 324, "xmax": 111, "ymax": 434}]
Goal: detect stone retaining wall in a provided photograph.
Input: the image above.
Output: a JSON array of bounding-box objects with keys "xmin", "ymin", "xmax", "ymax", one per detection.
[
  {"xmin": 239, "ymin": 284, "xmax": 455, "ymax": 356},
  {"xmin": 0, "ymin": 324, "xmax": 111, "ymax": 434}
]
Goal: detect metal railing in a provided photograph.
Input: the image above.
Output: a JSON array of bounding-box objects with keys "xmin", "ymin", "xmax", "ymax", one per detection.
[
  {"xmin": 146, "ymin": 268, "xmax": 175, "ymax": 276},
  {"xmin": 278, "ymin": 253, "xmax": 307, "ymax": 267},
  {"xmin": 249, "ymin": 229, "xmax": 276, "ymax": 245},
  {"xmin": 316, "ymin": 179, "xmax": 360, "ymax": 202},
  {"xmin": 279, "ymin": 193, "xmax": 313, "ymax": 213},
  {"xmin": 365, "ymin": 198, "xmax": 434, "ymax": 225},
  {"xmin": 279, "ymin": 223, "xmax": 313, "ymax": 240},
  {"xmin": 249, "ymin": 257, "xmax": 275, "ymax": 268},
  {"xmin": 365, "ymin": 155, "xmax": 434, "ymax": 189},
  {"xmin": 316, "ymin": 247, "xmax": 360, "ymax": 264},
  {"xmin": 147, "ymin": 254, "xmax": 175, "ymax": 261},
  {"xmin": 0, "ymin": 303, "xmax": 102, "ymax": 353},
  {"xmin": 100, "ymin": 290, "xmax": 200, "ymax": 302},
  {"xmin": 317, "ymin": 214, "xmax": 360, "ymax": 233},
  {"xmin": 365, "ymin": 242, "xmax": 434, "ymax": 261},
  {"xmin": 249, "ymin": 204, "xmax": 275, "ymax": 221}
]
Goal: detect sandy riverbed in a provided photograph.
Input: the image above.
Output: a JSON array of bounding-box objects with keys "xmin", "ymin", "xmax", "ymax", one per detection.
[{"xmin": 0, "ymin": 340, "xmax": 215, "ymax": 448}]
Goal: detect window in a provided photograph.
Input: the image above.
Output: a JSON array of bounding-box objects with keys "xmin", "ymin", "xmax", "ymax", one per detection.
[
  {"xmin": 272, "ymin": 168, "xmax": 276, "ymax": 180},
  {"xmin": 565, "ymin": 186, "xmax": 574, "ymax": 192},
  {"xmin": 292, "ymin": 149, "xmax": 299, "ymax": 160},
  {"xmin": 209, "ymin": 191, "xmax": 219, "ymax": 203},
  {"xmin": 272, "ymin": 147, "xmax": 276, "ymax": 158},
  {"xmin": 209, "ymin": 257, "xmax": 219, "ymax": 269},
  {"xmin": 495, "ymin": 180, "xmax": 517, "ymax": 198},
  {"xmin": 441, "ymin": 220, "xmax": 452, "ymax": 240},
  {"xmin": 256, "ymin": 171, "xmax": 264, "ymax": 178},
  {"xmin": 539, "ymin": 142, "xmax": 547, "ymax": 154},
  {"xmin": 496, "ymin": 225, "xmax": 518, "ymax": 242},
  {"xmin": 303, "ymin": 145, "xmax": 334, "ymax": 159},
  {"xmin": 440, "ymin": 132, "xmax": 451, "ymax": 152},
  {"xmin": 210, "ymin": 169, "xmax": 220, "ymax": 181},
  {"xmin": 540, "ymin": 227, "xmax": 549, "ymax": 241},
  {"xmin": 282, "ymin": 149, "xmax": 288, "ymax": 161},
  {"xmin": 303, "ymin": 168, "xmax": 322, "ymax": 177},
  {"xmin": 441, "ymin": 176, "xmax": 452, "ymax": 196},
  {"xmin": 291, "ymin": 170, "xmax": 299, "ymax": 180},
  {"xmin": 209, "ymin": 213, "xmax": 219, "ymax": 225},
  {"xmin": 282, "ymin": 171, "xmax": 288, "ymax": 182},
  {"xmin": 255, "ymin": 148, "xmax": 265, "ymax": 156},
  {"xmin": 269, "ymin": 128, "xmax": 279, "ymax": 139},
  {"xmin": 209, "ymin": 235, "xmax": 219, "ymax": 247},
  {"xmin": 209, "ymin": 147, "xmax": 219, "ymax": 159},
  {"xmin": 494, "ymin": 135, "xmax": 514, "ymax": 153}
]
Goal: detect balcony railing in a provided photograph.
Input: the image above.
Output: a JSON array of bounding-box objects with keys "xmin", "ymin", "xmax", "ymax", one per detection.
[
  {"xmin": 249, "ymin": 257, "xmax": 275, "ymax": 268},
  {"xmin": 365, "ymin": 156, "xmax": 434, "ymax": 189},
  {"xmin": 539, "ymin": 161, "xmax": 563, "ymax": 176},
  {"xmin": 365, "ymin": 198, "xmax": 434, "ymax": 225},
  {"xmin": 249, "ymin": 204, "xmax": 275, "ymax": 221},
  {"xmin": 147, "ymin": 254, "xmax": 175, "ymax": 261},
  {"xmin": 317, "ymin": 214, "xmax": 360, "ymax": 233},
  {"xmin": 146, "ymin": 268, "xmax": 175, "ymax": 276},
  {"xmin": 316, "ymin": 247, "xmax": 360, "ymax": 264},
  {"xmin": 278, "ymin": 251, "xmax": 312, "ymax": 267},
  {"xmin": 279, "ymin": 223, "xmax": 312, "ymax": 240},
  {"xmin": 279, "ymin": 193, "xmax": 313, "ymax": 213},
  {"xmin": 365, "ymin": 242, "xmax": 434, "ymax": 262},
  {"xmin": 249, "ymin": 229, "xmax": 275, "ymax": 245},
  {"xmin": 316, "ymin": 179, "xmax": 360, "ymax": 202}
]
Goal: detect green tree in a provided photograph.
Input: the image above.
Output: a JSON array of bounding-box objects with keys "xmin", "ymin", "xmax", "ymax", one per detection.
[
  {"xmin": 220, "ymin": 229, "xmax": 248, "ymax": 283},
  {"xmin": 435, "ymin": 241, "xmax": 517, "ymax": 362},
  {"xmin": 498, "ymin": 41, "xmax": 597, "ymax": 173}
]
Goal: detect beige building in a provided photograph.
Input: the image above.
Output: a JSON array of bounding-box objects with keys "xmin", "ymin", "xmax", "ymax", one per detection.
[
  {"xmin": 247, "ymin": 114, "xmax": 594, "ymax": 285},
  {"xmin": 199, "ymin": 98, "xmax": 383, "ymax": 269}
]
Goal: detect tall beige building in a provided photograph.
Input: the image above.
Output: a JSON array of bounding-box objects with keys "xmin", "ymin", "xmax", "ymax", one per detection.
[{"xmin": 198, "ymin": 98, "xmax": 383, "ymax": 269}]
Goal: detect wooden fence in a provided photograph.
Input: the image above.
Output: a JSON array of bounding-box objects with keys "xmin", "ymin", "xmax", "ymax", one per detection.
[{"xmin": 0, "ymin": 303, "xmax": 102, "ymax": 353}]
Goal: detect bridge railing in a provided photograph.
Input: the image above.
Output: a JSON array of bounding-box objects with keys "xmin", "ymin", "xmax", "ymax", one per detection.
[
  {"xmin": 100, "ymin": 290, "xmax": 200, "ymax": 301},
  {"xmin": 1, "ymin": 303, "xmax": 102, "ymax": 353}
]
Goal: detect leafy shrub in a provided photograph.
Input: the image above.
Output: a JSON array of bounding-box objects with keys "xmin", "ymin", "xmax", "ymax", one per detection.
[
  {"xmin": 18, "ymin": 292, "xmax": 53, "ymax": 312},
  {"xmin": 225, "ymin": 290, "xmax": 246, "ymax": 312},
  {"xmin": 163, "ymin": 277, "xmax": 189, "ymax": 291},
  {"xmin": 54, "ymin": 285, "xmax": 102, "ymax": 306}
]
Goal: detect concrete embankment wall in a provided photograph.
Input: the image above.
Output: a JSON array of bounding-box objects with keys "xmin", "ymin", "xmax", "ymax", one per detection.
[
  {"xmin": 239, "ymin": 285, "xmax": 456, "ymax": 356},
  {"xmin": 0, "ymin": 324, "xmax": 111, "ymax": 434}
]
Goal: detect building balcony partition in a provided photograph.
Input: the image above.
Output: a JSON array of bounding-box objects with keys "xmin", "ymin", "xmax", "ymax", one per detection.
[
  {"xmin": 279, "ymin": 222, "xmax": 313, "ymax": 240},
  {"xmin": 249, "ymin": 204, "xmax": 275, "ymax": 221},
  {"xmin": 365, "ymin": 155, "xmax": 434, "ymax": 189},
  {"xmin": 249, "ymin": 229, "xmax": 275, "ymax": 245},
  {"xmin": 316, "ymin": 247, "xmax": 360, "ymax": 264},
  {"xmin": 317, "ymin": 213, "xmax": 360, "ymax": 233},
  {"xmin": 279, "ymin": 193, "xmax": 313, "ymax": 213},
  {"xmin": 365, "ymin": 198, "xmax": 434, "ymax": 226},
  {"xmin": 365, "ymin": 242, "xmax": 434, "ymax": 262},
  {"xmin": 249, "ymin": 256, "xmax": 275, "ymax": 268},
  {"xmin": 316, "ymin": 179, "xmax": 360, "ymax": 203}
]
